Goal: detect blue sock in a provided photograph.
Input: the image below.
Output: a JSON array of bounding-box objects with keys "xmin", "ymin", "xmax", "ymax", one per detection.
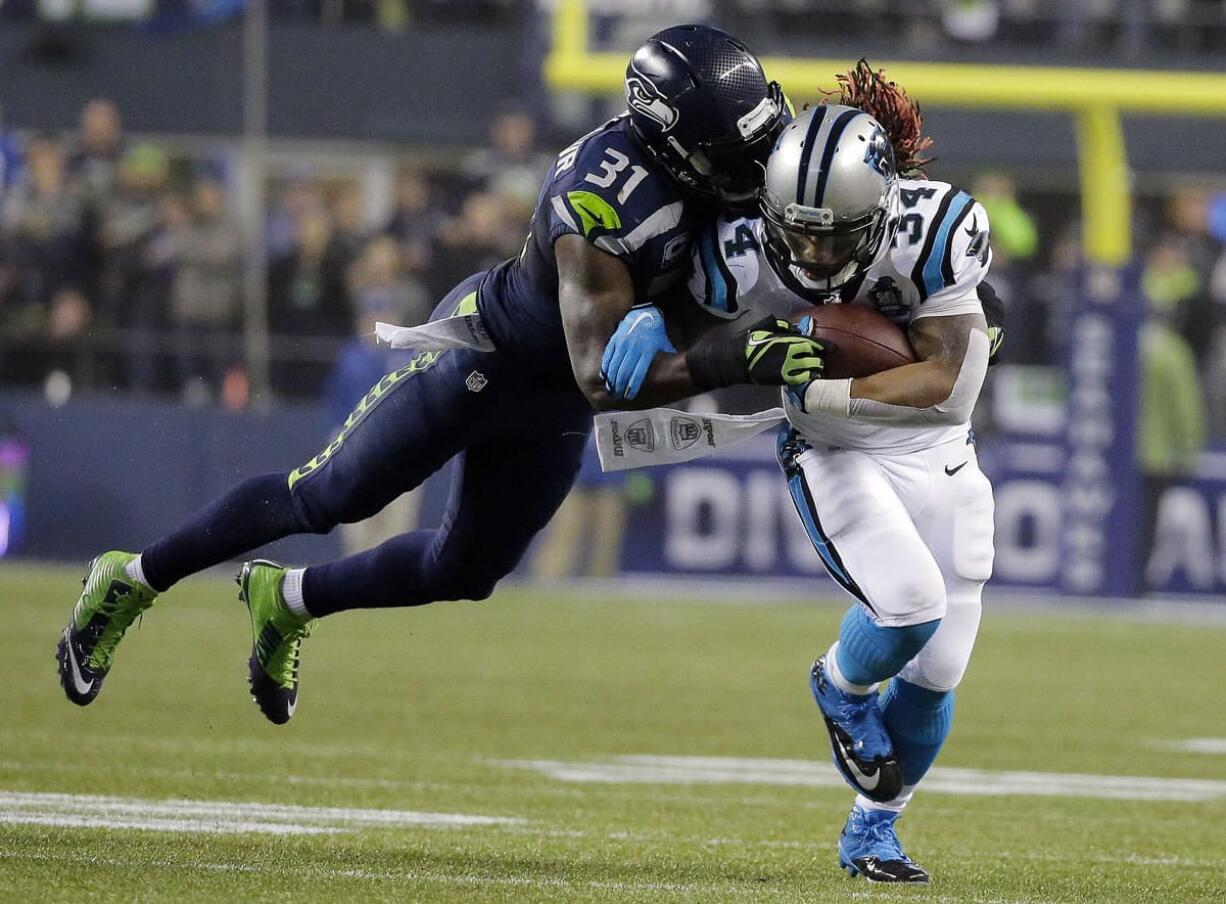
[
  {"xmin": 880, "ymin": 678, "xmax": 955, "ymax": 785},
  {"xmin": 835, "ymin": 605, "xmax": 941, "ymax": 687}
]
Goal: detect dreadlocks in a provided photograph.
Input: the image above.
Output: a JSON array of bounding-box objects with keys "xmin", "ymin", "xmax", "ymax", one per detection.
[{"xmin": 822, "ymin": 59, "xmax": 934, "ymax": 178}]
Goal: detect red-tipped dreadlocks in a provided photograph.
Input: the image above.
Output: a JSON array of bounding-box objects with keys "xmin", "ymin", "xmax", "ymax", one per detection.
[{"xmin": 822, "ymin": 59, "xmax": 934, "ymax": 178}]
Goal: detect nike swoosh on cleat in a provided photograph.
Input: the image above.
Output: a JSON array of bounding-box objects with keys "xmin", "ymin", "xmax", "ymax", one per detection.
[
  {"xmin": 944, "ymin": 461, "xmax": 968, "ymax": 476},
  {"xmin": 832, "ymin": 731, "xmax": 880, "ymax": 791},
  {"xmin": 65, "ymin": 635, "xmax": 94, "ymax": 695}
]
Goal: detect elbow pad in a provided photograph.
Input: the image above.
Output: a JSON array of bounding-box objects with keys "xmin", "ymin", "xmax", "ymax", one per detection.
[{"xmin": 847, "ymin": 329, "xmax": 990, "ymax": 427}]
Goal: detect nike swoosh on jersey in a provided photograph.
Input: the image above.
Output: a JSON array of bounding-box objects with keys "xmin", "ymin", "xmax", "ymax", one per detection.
[
  {"xmin": 964, "ymin": 213, "xmax": 978, "ymax": 238},
  {"xmin": 945, "ymin": 461, "xmax": 969, "ymax": 476},
  {"xmin": 66, "ymin": 637, "xmax": 94, "ymax": 695}
]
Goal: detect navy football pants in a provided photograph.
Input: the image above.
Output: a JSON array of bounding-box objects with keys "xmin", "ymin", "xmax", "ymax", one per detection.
[{"xmin": 141, "ymin": 273, "xmax": 594, "ymax": 615}]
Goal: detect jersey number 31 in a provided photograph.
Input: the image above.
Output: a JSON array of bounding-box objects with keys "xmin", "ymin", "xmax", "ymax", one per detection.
[{"xmin": 584, "ymin": 149, "xmax": 648, "ymax": 204}]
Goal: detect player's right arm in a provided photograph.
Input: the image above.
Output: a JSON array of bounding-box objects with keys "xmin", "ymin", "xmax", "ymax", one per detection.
[
  {"xmin": 556, "ymin": 234, "xmax": 698, "ymax": 411},
  {"xmin": 558, "ymin": 237, "xmax": 825, "ymax": 409}
]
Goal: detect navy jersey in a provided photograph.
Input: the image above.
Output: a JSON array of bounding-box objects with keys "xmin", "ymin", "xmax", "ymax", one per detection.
[{"xmin": 478, "ymin": 115, "xmax": 701, "ymax": 383}]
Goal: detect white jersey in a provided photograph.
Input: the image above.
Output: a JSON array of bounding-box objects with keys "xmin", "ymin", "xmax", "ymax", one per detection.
[{"xmin": 686, "ymin": 178, "xmax": 991, "ymax": 455}]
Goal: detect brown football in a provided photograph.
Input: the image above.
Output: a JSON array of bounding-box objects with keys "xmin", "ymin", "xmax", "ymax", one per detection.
[{"xmin": 790, "ymin": 304, "xmax": 916, "ymax": 379}]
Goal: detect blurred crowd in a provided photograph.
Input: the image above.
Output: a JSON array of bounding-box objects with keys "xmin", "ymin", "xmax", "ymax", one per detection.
[
  {"xmin": 978, "ymin": 176, "xmax": 1226, "ymax": 465},
  {"xmin": 2, "ymin": 95, "xmax": 1226, "ymax": 469},
  {"xmin": 744, "ymin": 0, "xmax": 1226, "ymax": 51},
  {"xmin": 0, "ymin": 98, "xmax": 546, "ymax": 408},
  {"xmin": 0, "ymin": 0, "xmax": 521, "ymax": 28},
  {"xmin": 584, "ymin": 0, "xmax": 1226, "ymax": 54},
  {"xmin": 2, "ymin": 0, "xmax": 1224, "ymax": 54}
]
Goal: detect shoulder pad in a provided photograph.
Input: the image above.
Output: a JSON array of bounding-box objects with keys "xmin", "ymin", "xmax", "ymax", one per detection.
[
  {"xmin": 547, "ymin": 127, "xmax": 685, "ymax": 260},
  {"xmin": 895, "ymin": 182, "xmax": 989, "ymax": 302},
  {"xmin": 687, "ymin": 217, "xmax": 763, "ymax": 318}
]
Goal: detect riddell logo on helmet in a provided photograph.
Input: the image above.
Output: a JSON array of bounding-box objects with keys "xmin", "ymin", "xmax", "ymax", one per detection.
[
  {"xmin": 626, "ymin": 66, "xmax": 679, "ymax": 132},
  {"xmin": 736, "ymin": 97, "xmax": 778, "ymax": 139}
]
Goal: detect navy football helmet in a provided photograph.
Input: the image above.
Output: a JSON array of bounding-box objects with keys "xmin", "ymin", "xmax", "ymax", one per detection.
[{"xmin": 624, "ymin": 24, "xmax": 789, "ymax": 206}]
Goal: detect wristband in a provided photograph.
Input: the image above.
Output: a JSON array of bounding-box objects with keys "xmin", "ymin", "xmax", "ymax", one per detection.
[
  {"xmin": 802, "ymin": 378, "xmax": 852, "ymax": 416},
  {"xmin": 685, "ymin": 335, "xmax": 746, "ymax": 390}
]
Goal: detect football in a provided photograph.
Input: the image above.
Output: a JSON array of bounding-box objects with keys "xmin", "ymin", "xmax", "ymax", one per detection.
[{"xmin": 790, "ymin": 303, "xmax": 917, "ymax": 379}]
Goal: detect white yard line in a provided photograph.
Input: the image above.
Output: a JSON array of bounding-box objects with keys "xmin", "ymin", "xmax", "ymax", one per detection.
[
  {"xmin": 0, "ymin": 757, "xmax": 453, "ymax": 792},
  {"xmin": 494, "ymin": 754, "xmax": 1226, "ymax": 802},
  {"xmin": 0, "ymin": 757, "xmax": 813, "ymax": 812},
  {"xmin": 0, "ymin": 811, "xmax": 335, "ymax": 835},
  {"xmin": 0, "ymin": 791, "xmax": 522, "ymax": 836},
  {"xmin": 1148, "ymin": 738, "xmax": 1226, "ymax": 755}
]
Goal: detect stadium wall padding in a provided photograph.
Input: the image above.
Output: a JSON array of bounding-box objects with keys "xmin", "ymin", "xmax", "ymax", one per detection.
[
  {"xmin": 1, "ymin": 387, "xmax": 1222, "ymax": 598},
  {"xmin": 612, "ymin": 439, "xmax": 1226, "ymax": 600},
  {"xmin": 0, "ymin": 391, "xmax": 454, "ymax": 566}
]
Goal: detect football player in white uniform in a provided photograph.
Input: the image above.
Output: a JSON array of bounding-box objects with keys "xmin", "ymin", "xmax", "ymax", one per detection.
[{"xmin": 601, "ymin": 65, "xmax": 997, "ymax": 883}]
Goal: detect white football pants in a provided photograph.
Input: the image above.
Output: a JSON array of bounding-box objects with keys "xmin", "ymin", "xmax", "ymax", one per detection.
[{"xmin": 784, "ymin": 437, "xmax": 995, "ymax": 692}]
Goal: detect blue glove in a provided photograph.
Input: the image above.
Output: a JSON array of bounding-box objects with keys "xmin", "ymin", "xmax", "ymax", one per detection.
[{"xmin": 600, "ymin": 303, "xmax": 676, "ymax": 400}]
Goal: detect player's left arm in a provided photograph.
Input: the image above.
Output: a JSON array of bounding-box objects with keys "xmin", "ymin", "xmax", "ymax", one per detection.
[
  {"xmin": 556, "ymin": 234, "xmax": 698, "ymax": 411},
  {"xmin": 797, "ymin": 311, "xmax": 989, "ymax": 425},
  {"xmin": 860, "ymin": 311, "xmax": 987, "ymax": 410}
]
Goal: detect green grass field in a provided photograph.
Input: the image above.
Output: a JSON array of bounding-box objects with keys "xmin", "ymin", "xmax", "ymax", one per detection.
[{"xmin": 2, "ymin": 561, "xmax": 1224, "ymax": 903}]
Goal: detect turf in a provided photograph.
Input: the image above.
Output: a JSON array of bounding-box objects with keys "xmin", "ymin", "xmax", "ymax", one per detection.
[{"xmin": 1, "ymin": 561, "xmax": 1224, "ymax": 903}]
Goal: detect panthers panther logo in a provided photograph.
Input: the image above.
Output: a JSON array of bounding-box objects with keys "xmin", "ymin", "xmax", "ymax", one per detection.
[
  {"xmin": 863, "ymin": 125, "xmax": 895, "ymax": 180},
  {"xmin": 964, "ymin": 214, "xmax": 990, "ymax": 265}
]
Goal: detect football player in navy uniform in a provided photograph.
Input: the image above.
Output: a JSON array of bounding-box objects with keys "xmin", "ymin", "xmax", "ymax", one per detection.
[{"xmin": 56, "ymin": 25, "xmax": 825, "ymax": 725}]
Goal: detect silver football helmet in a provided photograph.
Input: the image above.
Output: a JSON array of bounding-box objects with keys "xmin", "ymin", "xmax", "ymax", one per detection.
[{"xmin": 760, "ymin": 104, "xmax": 900, "ymax": 295}]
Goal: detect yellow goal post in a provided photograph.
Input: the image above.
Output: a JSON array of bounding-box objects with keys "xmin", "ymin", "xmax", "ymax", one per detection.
[{"xmin": 543, "ymin": 0, "xmax": 1226, "ymax": 266}]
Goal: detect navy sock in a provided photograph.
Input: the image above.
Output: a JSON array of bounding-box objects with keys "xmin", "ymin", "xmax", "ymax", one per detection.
[
  {"xmin": 141, "ymin": 473, "xmax": 307, "ymax": 592},
  {"xmin": 836, "ymin": 605, "xmax": 941, "ymax": 687},
  {"xmin": 880, "ymin": 678, "xmax": 955, "ymax": 785}
]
